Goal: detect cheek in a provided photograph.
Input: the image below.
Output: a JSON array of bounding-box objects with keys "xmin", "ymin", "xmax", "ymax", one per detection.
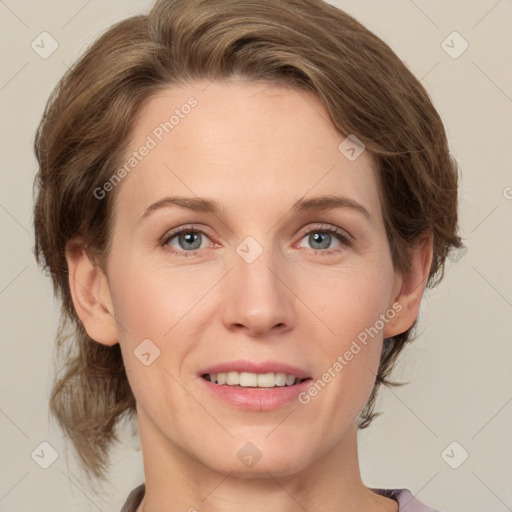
[
  {"xmin": 109, "ymin": 259, "xmax": 203, "ymax": 340},
  {"xmin": 107, "ymin": 258, "xmax": 212, "ymax": 395},
  {"xmin": 297, "ymin": 261, "xmax": 393, "ymax": 410},
  {"xmin": 302, "ymin": 261, "xmax": 395, "ymax": 350},
  {"xmin": 108, "ymin": 266, "xmax": 198, "ymax": 423},
  {"xmin": 110, "ymin": 278, "xmax": 166, "ymax": 343}
]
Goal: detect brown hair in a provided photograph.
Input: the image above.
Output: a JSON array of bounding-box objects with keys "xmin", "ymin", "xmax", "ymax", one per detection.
[{"xmin": 33, "ymin": 0, "xmax": 462, "ymax": 483}]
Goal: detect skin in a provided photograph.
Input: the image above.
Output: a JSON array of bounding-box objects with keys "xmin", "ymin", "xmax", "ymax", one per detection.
[{"xmin": 67, "ymin": 80, "xmax": 432, "ymax": 512}]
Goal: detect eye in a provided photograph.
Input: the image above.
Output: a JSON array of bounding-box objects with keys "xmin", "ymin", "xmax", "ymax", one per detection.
[
  {"xmin": 161, "ymin": 225, "xmax": 214, "ymax": 257},
  {"xmin": 295, "ymin": 224, "xmax": 353, "ymax": 255},
  {"xmin": 160, "ymin": 223, "xmax": 353, "ymax": 258}
]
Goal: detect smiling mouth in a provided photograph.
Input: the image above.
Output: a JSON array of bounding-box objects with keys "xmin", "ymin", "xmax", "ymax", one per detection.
[{"xmin": 202, "ymin": 371, "xmax": 310, "ymax": 388}]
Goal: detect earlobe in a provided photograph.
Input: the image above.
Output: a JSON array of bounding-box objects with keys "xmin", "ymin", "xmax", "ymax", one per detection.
[
  {"xmin": 65, "ymin": 241, "xmax": 118, "ymax": 346},
  {"xmin": 383, "ymin": 233, "xmax": 433, "ymax": 338}
]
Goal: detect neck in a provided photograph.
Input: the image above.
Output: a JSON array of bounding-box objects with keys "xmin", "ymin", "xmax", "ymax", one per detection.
[{"xmin": 136, "ymin": 410, "xmax": 397, "ymax": 512}]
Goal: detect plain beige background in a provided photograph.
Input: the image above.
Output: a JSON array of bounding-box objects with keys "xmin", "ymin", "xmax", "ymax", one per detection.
[{"xmin": 0, "ymin": 1, "xmax": 511, "ymax": 511}]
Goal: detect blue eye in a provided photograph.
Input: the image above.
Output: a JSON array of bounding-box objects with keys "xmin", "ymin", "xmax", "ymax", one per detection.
[
  {"xmin": 162, "ymin": 227, "xmax": 212, "ymax": 256},
  {"xmin": 160, "ymin": 223, "xmax": 352, "ymax": 258},
  {"xmin": 297, "ymin": 225, "xmax": 352, "ymax": 254}
]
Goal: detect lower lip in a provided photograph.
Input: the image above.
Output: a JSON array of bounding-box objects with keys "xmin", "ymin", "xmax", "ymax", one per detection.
[{"xmin": 199, "ymin": 377, "xmax": 313, "ymax": 411}]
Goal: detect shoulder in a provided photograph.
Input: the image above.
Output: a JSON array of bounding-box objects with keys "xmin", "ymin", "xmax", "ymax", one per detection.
[
  {"xmin": 370, "ymin": 487, "xmax": 443, "ymax": 512},
  {"xmin": 120, "ymin": 483, "xmax": 145, "ymax": 512}
]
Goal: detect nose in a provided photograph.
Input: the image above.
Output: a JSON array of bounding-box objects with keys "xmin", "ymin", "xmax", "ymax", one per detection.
[{"xmin": 221, "ymin": 241, "xmax": 296, "ymax": 338}]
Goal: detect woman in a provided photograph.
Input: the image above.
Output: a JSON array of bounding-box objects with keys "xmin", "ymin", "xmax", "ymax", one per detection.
[{"xmin": 33, "ymin": 0, "xmax": 461, "ymax": 510}]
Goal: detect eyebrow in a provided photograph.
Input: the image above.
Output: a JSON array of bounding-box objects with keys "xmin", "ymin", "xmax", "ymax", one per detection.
[{"xmin": 139, "ymin": 194, "xmax": 371, "ymax": 222}]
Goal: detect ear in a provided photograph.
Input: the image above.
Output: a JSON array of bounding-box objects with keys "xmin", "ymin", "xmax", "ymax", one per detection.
[
  {"xmin": 65, "ymin": 241, "xmax": 118, "ymax": 346},
  {"xmin": 383, "ymin": 232, "xmax": 433, "ymax": 338}
]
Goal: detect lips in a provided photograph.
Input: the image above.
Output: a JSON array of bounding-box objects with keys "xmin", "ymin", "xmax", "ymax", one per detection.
[{"xmin": 198, "ymin": 360, "xmax": 313, "ymax": 411}]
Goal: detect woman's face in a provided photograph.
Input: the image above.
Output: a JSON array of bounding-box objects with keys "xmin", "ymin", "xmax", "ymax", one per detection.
[{"xmin": 103, "ymin": 80, "xmax": 403, "ymax": 476}]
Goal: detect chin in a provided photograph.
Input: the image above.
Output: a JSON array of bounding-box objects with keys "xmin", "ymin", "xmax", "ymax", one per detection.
[{"xmin": 197, "ymin": 434, "xmax": 315, "ymax": 479}]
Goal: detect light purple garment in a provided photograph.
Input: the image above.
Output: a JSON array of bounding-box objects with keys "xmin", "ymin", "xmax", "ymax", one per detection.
[
  {"xmin": 121, "ymin": 484, "xmax": 442, "ymax": 511},
  {"xmin": 370, "ymin": 488, "xmax": 441, "ymax": 511}
]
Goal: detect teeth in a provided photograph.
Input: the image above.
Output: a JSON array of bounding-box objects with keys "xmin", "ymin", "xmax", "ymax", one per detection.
[
  {"xmin": 240, "ymin": 372, "xmax": 258, "ymax": 387},
  {"xmin": 226, "ymin": 371, "xmax": 240, "ymax": 385},
  {"xmin": 257, "ymin": 372, "xmax": 276, "ymax": 388},
  {"xmin": 285, "ymin": 374, "xmax": 296, "ymax": 386},
  {"xmin": 206, "ymin": 371, "xmax": 301, "ymax": 387},
  {"xmin": 275, "ymin": 373, "xmax": 287, "ymax": 386}
]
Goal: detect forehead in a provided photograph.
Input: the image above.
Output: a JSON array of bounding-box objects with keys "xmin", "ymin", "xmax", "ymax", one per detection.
[{"xmin": 112, "ymin": 80, "xmax": 381, "ymax": 226}]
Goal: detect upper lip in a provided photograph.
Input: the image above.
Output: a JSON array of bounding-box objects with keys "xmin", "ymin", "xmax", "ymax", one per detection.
[{"xmin": 199, "ymin": 360, "xmax": 311, "ymax": 380}]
